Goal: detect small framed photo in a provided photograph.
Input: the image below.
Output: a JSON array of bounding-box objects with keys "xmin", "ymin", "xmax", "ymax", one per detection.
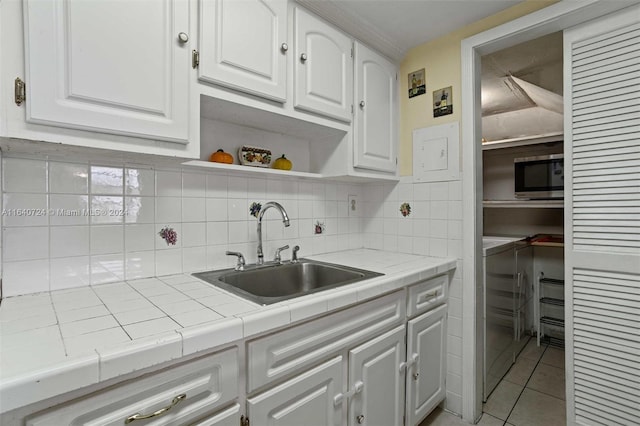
[
  {"xmin": 433, "ymin": 86, "xmax": 453, "ymax": 117},
  {"xmin": 408, "ymin": 69, "xmax": 426, "ymax": 98}
]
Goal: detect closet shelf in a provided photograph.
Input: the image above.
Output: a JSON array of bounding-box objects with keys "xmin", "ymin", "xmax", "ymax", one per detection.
[
  {"xmin": 540, "ymin": 277, "xmax": 564, "ymax": 286},
  {"xmin": 540, "ymin": 316, "xmax": 565, "ymax": 327},
  {"xmin": 540, "ymin": 335, "xmax": 565, "ymax": 348},
  {"xmin": 483, "ymin": 200, "xmax": 564, "ymax": 209},
  {"xmin": 540, "ymin": 297, "xmax": 564, "ymax": 306}
]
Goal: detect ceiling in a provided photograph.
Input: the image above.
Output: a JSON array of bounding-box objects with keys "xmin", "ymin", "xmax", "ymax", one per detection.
[
  {"xmin": 297, "ymin": 0, "xmax": 524, "ymax": 62},
  {"xmin": 481, "ymin": 32, "xmax": 564, "ymax": 141}
]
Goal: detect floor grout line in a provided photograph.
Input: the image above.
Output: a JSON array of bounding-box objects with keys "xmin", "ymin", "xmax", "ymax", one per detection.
[{"xmin": 503, "ymin": 341, "xmax": 549, "ymax": 425}]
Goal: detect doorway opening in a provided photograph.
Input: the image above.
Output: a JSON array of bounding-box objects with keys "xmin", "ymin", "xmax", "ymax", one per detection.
[{"xmin": 460, "ymin": 1, "xmax": 635, "ymax": 423}]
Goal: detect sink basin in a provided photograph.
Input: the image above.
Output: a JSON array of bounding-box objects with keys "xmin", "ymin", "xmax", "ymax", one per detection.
[{"xmin": 193, "ymin": 259, "xmax": 383, "ymax": 305}]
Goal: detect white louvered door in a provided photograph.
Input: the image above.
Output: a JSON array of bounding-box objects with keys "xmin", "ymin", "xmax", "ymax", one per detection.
[{"xmin": 564, "ymin": 4, "xmax": 640, "ymax": 425}]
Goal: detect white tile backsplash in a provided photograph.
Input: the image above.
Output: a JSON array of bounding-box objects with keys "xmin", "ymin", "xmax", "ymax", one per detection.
[
  {"xmin": 90, "ymin": 166, "xmax": 124, "ymax": 195},
  {"xmin": 2, "ymin": 193, "xmax": 48, "ymax": 226},
  {"xmin": 49, "ymin": 162, "xmax": 89, "ymax": 194},
  {"xmin": 51, "ymin": 227, "xmax": 89, "ymax": 258},
  {"xmin": 125, "ymin": 168, "xmax": 155, "ymax": 196},
  {"xmin": 90, "ymin": 225, "xmax": 124, "ymax": 255},
  {"xmin": 3, "ymin": 226, "xmax": 49, "ymax": 261},
  {"xmin": 155, "ymin": 171, "xmax": 182, "ymax": 197},
  {"xmin": 2, "ymin": 158, "xmax": 47, "ymax": 193},
  {"xmin": 49, "ymin": 194, "xmax": 89, "ymax": 226}
]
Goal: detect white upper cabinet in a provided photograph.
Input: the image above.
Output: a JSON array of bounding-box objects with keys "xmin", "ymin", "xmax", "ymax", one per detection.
[
  {"xmin": 23, "ymin": 0, "xmax": 191, "ymax": 144},
  {"xmin": 199, "ymin": 0, "xmax": 288, "ymax": 102},
  {"xmin": 294, "ymin": 7, "xmax": 353, "ymax": 122},
  {"xmin": 353, "ymin": 41, "xmax": 398, "ymax": 173}
]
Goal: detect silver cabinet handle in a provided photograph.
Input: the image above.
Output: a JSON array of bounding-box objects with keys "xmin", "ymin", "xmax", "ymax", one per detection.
[
  {"xmin": 125, "ymin": 394, "xmax": 186, "ymax": 423},
  {"xmin": 359, "ymin": 100, "xmax": 365, "ymax": 108},
  {"xmin": 177, "ymin": 32, "xmax": 189, "ymax": 43},
  {"xmin": 300, "ymin": 53, "xmax": 308, "ymax": 62},
  {"xmin": 357, "ymin": 414, "xmax": 365, "ymax": 424},
  {"xmin": 281, "ymin": 42, "xmax": 288, "ymax": 52}
]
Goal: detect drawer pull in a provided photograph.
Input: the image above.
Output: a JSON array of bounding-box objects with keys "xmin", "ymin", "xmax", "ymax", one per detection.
[
  {"xmin": 421, "ymin": 290, "xmax": 438, "ymax": 303},
  {"xmin": 125, "ymin": 393, "xmax": 186, "ymax": 423}
]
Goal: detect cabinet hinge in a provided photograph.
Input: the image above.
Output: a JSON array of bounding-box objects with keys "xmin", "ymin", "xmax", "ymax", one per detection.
[
  {"xmin": 240, "ymin": 415, "xmax": 250, "ymax": 426},
  {"xmin": 192, "ymin": 49, "xmax": 200, "ymax": 69},
  {"xmin": 14, "ymin": 77, "xmax": 26, "ymax": 106}
]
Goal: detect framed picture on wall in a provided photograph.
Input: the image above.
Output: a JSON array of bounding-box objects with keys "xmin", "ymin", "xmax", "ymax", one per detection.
[
  {"xmin": 408, "ymin": 69, "xmax": 426, "ymax": 98},
  {"xmin": 433, "ymin": 86, "xmax": 453, "ymax": 117}
]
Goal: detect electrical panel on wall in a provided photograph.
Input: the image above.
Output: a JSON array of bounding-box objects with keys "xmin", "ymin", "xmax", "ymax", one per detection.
[{"xmin": 413, "ymin": 122, "xmax": 460, "ymax": 182}]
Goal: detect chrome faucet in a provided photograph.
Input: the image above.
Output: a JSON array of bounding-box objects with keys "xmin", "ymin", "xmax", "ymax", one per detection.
[{"xmin": 257, "ymin": 202, "xmax": 290, "ymax": 265}]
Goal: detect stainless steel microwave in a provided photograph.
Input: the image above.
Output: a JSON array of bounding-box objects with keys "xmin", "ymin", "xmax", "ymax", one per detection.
[{"xmin": 514, "ymin": 154, "xmax": 564, "ymax": 199}]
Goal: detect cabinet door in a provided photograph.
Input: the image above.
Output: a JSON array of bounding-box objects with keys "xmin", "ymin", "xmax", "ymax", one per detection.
[
  {"xmin": 247, "ymin": 357, "xmax": 343, "ymax": 426},
  {"xmin": 191, "ymin": 403, "xmax": 241, "ymax": 426},
  {"xmin": 348, "ymin": 326, "xmax": 406, "ymax": 426},
  {"xmin": 199, "ymin": 0, "xmax": 287, "ymax": 102},
  {"xmin": 23, "ymin": 0, "xmax": 190, "ymax": 143},
  {"xmin": 353, "ymin": 41, "xmax": 398, "ymax": 173},
  {"xmin": 294, "ymin": 8, "xmax": 352, "ymax": 122},
  {"xmin": 406, "ymin": 304, "xmax": 447, "ymax": 426}
]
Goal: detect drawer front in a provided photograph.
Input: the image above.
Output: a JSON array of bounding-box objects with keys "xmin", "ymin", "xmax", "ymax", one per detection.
[
  {"xmin": 26, "ymin": 348, "xmax": 239, "ymax": 426},
  {"xmin": 407, "ymin": 274, "xmax": 449, "ymax": 317},
  {"xmin": 247, "ymin": 291, "xmax": 405, "ymax": 392}
]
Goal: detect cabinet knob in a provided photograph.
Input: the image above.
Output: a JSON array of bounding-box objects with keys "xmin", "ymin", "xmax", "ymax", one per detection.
[
  {"xmin": 357, "ymin": 414, "xmax": 365, "ymax": 424},
  {"xmin": 359, "ymin": 100, "xmax": 365, "ymax": 108},
  {"xmin": 413, "ymin": 372, "xmax": 420, "ymax": 380},
  {"xmin": 177, "ymin": 32, "xmax": 189, "ymax": 43},
  {"xmin": 300, "ymin": 53, "xmax": 308, "ymax": 63},
  {"xmin": 281, "ymin": 42, "xmax": 289, "ymax": 52}
]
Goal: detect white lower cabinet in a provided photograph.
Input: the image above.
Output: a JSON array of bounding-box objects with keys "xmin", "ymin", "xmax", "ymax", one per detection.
[
  {"xmin": 405, "ymin": 304, "xmax": 448, "ymax": 426},
  {"xmin": 25, "ymin": 348, "xmax": 239, "ymax": 426},
  {"xmin": 246, "ymin": 279, "xmax": 449, "ymax": 426},
  {"xmin": 247, "ymin": 357, "xmax": 344, "ymax": 426},
  {"xmin": 348, "ymin": 326, "xmax": 406, "ymax": 426}
]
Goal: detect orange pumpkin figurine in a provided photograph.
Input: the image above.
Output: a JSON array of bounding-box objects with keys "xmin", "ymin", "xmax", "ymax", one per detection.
[{"xmin": 209, "ymin": 149, "xmax": 233, "ymax": 164}]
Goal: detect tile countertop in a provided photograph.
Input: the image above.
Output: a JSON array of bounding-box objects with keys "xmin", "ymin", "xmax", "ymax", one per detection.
[{"xmin": 0, "ymin": 249, "xmax": 456, "ymax": 414}]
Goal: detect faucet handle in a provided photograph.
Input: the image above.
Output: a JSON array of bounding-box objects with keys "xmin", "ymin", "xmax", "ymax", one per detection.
[
  {"xmin": 273, "ymin": 245, "xmax": 290, "ymax": 263},
  {"xmin": 292, "ymin": 245, "xmax": 300, "ymax": 262},
  {"xmin": 226, "ymin": 251, "xmax": 246, "ymax": 271}
]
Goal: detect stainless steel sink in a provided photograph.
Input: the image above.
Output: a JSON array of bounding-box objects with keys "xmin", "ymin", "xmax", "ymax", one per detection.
[{"xmin": 193, "ymin": 259, "xmax": 383, "ymax": 305}]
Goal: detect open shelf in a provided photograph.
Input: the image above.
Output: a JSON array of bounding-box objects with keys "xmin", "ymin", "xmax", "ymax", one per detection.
[
  {"xmin": 182, "ymin": 160, "xmax": 324, "ymax": 179},
  {"xmin": 182, "ymin": 160, "xmax": 401, "ymax": 182}
]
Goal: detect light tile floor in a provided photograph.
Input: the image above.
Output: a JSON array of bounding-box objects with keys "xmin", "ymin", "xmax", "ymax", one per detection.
[{"xmin": 419, "ymin": 338, "xmax": 566, "ymax": 426}]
